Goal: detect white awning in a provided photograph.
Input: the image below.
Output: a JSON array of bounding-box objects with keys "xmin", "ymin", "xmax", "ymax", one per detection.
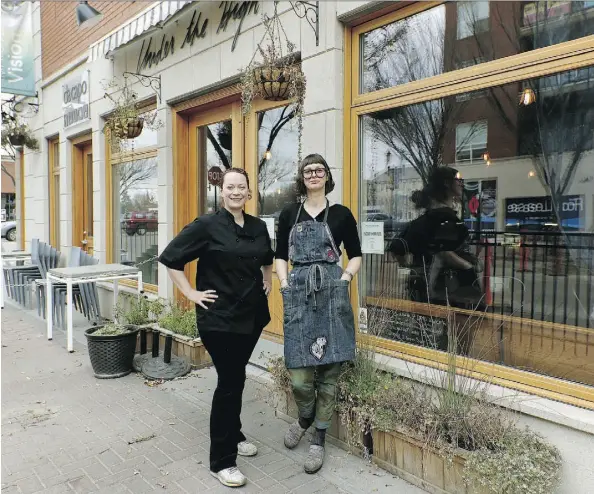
[{"xmin": 87, "ymin": 1, "xmax": 194, "ymax": 63}]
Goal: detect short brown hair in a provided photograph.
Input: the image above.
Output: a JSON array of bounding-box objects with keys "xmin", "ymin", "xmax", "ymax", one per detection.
[
  {"xmin": 295, "ymin": 154, "xmax": 335, "ymax": 196},
  {"xmin": 221, "ymin": 167, "xmax": 250, "ymax": 189}
]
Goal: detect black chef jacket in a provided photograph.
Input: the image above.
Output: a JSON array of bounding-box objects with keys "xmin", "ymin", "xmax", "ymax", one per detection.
[{"xmin": 158, "ymin": 208, "xmax": 274, "ymax": 334}]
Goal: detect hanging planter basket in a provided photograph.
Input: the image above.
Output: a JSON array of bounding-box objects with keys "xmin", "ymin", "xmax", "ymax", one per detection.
[
  {"xmin": 8, "ymin": 134, "xmax": 26, "ymax": 147},
  {"xmin": 113, "ymin": 117, "xmax": 144, "ymax": 140},
  {"xmin": 254, "ymin": 67, "xmax": 292, "ymax": 101}
]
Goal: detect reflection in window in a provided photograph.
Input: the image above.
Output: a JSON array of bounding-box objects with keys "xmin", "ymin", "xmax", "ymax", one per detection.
[
  {"xmin": 113, "ymin": 156, "xmax": 159, "ymax": 285},
  {"xmin": 359, "ymin": 66, "xmax": 594, "ymax": 386},
  {"xmin": 198, "ymin": 121, "xmax": 232, "ymax": 214},
  {"xmin": 455, "ymin": 121, "xmax": 488, "ymax": 163},
  {"xmin": 457, "ymin": 1, "xmax": 490, "ymax": 39},
  {"xmin": 257, "ymin": 105, "xmax": 299, "ymax": 249},
  {"xmin": 360, "ymin": 2, "xmax": 594, "ymax": 93}
]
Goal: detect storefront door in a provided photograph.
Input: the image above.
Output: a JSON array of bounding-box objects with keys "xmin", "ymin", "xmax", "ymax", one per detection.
[{"xmin": 72, "ymin": 141, "xmax": 94, "ymax": 254}]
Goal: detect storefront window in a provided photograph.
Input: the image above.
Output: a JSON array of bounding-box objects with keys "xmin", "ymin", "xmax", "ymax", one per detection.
[
  {"xmin": 112, "ymin": 156, "xmax": 159, "ymax": 285},
  {"xmin": 359, "ymin": 66, "xmax": 594, "ymax": 386},
  {"xmin": 360, "ymin": 1, "xmax": 594, "ymax": 93},
  {"xmin": 197, "ymin": 120, "xmax": 232, "ymax": 214},
  {"xmin": 257, "ymin": 105, "xmax": 299, "ymax": 249}
]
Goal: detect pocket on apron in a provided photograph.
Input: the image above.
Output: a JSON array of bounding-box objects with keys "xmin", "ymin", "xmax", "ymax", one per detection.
[{"xmin": 332, "ymin": 279, "xmax": 353, "ymax": 317}]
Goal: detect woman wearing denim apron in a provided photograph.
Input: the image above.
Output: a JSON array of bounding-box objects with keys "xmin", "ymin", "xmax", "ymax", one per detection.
[{"xmin": 276, "ymin": 154, "xmax": 362, "ymax": 473}]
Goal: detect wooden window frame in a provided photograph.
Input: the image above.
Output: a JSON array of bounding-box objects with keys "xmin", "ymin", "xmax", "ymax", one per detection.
[
  {"xmin": 48, "ymin": 138, "xmax": 60, "ymax": 248},
  {"xmin": 344, "ymin": 3, "xmax": 594, "ymax": 408},
  {"xmin": 105, "ymin": 105, "xmax": 159, "ymax": 293}
]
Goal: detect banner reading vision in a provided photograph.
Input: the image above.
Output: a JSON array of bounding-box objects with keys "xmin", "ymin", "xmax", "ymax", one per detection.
[{"xmin": 1, "ymin": 1, "xmax": 36, "ymax": 96}]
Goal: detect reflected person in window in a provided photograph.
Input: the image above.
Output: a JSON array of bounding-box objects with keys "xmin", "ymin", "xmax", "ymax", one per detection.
[
  {"xmin": 276, "ymin": 154, "xmax": 362, "ymax": 474},
  {"xmin": 158, "ymin": 169, "xmax": 273, "ymax": 488},
  {"xmin": 393, "ymin": 166, "xmax": 485, "ymax": 341}
]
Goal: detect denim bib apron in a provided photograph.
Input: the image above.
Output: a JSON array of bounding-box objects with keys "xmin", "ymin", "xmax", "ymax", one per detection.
[{"xmin": 281, "ymin": 201, "xmax": 356, "ymax": 369}]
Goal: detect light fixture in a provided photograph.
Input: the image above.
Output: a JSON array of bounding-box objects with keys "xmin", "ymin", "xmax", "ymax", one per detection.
[
  {"xmin": 264, "ymin": 149, "xmax": 272, "ymax": 161},
  {"xmin": 528, "ymin": 170, "xmax": 536, "ymax": 178},
  {"xmin": 455, "ymin": 171, "xmax": 462, "ymax": 180},
  {"xmin": 76, "ymin": 1, "xmax": 103, "ymax": 28},
  {"xmin": 520, "ymin": 88, "xmax": 536, "ymax": 106}
]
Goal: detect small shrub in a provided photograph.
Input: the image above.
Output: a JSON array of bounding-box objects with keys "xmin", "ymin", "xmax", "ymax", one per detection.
[
  {"xmin": 116, "ymin": 295, "xmax": 164, "ymax": 326},
  {"xmin": 463, "ymin": 429, "xmax": 562, "ymax": 494},
  {"xmin": 267, "ymin": 355, "xmax": 292, "ymax": 395},
  {"xmin": 158, "ymin": 304, "xmax": 196, "ymax": 338},
  {"xmin": 93, "ymin": 322, "xmax": 131, "ymax": 337}
]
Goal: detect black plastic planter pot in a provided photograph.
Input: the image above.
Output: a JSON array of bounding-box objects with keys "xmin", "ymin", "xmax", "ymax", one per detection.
[{"xmin": 85, "ymin": 325, "xmax": 140, "ymax": 379}]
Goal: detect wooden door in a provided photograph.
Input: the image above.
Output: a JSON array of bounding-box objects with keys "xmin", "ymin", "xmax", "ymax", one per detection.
[{"xmin": 73, "ymin": 142, "xmax": 94, "ymax": 254}]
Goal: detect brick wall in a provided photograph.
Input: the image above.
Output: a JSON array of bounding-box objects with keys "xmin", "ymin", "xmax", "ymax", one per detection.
[{"xmin": 41, "ymin": 1, "xmax": 149, "ymax": 79}]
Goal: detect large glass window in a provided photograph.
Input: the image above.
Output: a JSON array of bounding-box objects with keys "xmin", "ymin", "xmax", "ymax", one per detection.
[
  {"xmin": 113, "ymin": 156, "xmax": 159, "ymax": 285},
  {"xmin": 256, "ymin": 105, "xmax": 299, "ymax": 249},
  {"xmin": 109, "ymin": 110, "xmax": 159, "ymax": 286},
  {"xmin": 359, "ymin": 66, "xmax": 594, "ymax": 386},
  {"xmin": 360, "ymin": 1, "xmax": 594, "ymax": 93}
]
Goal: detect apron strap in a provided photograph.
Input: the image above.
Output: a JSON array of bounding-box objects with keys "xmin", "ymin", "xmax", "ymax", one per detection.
[
  {"xmin": 293, "ymin": 201, "xmax": 305, "ymax": 229},
  {"xmin": 322, "ymin": 200, "xmax": 330, "ymax": 223}
]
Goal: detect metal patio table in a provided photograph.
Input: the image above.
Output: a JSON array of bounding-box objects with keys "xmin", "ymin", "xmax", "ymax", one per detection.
[{"xmin": 46, "ymin": 263, "xmax": 143, "ymax": 352}]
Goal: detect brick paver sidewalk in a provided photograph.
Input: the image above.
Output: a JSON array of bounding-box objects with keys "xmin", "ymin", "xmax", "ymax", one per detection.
[{"xmin": 1, "ymin": 305, "xmax": 423, "ymax": 494}]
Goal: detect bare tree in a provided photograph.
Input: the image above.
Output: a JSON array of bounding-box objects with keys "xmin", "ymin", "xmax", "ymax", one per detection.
[{"xmin": 117, "ymin": 157, "xmax": 157, "ymax": 201}]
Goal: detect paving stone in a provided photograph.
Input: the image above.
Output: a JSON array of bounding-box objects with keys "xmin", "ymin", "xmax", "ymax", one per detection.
[
  {"xmin": 14, "ymin": 474, "xmax": 44, "ymax": 494},
  {"xmin": 67, "ymin": 474, "xmax": 97, "ymax": 493}
]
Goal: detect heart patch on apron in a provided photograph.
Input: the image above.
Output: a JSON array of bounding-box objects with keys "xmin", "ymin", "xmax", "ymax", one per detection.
[{"xmin": 310, "ymin": 336, "xmax": 328, "ymax": 361}]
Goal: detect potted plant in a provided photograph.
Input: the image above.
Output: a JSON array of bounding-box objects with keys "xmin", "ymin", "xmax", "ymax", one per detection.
[
  {"xmin": 241, "ymin": 5, "xmax": 306, "ymax": 159},
  {"xmin": 85, "ymin": 322, "xmax": 140, "ymax": 379},
  {"xmin": 102, "ymin": 77, "xmax": 163, "ymax": 155},
  {"xmin": 1, "ymin": 117, "xmax": 39, "ymax": 151}
]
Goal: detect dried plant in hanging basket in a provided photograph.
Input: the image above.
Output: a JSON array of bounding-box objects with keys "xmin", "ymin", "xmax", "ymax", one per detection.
[
  {"xmin": 121, "ymin": 117, "xmax": 144, "ymax": 139},
  {"xmin": 1, "ymin": 118, "xmax": 40, "ymax": 152},
  {"xmin": 253, "ymin": 67, "xmax": 293, "ymax": 101},
  {"xmin": 241, "ymin": 5, "xmax": 306, "ymax": 159},
  {"xmin": 102, "ymin": 77, "xmax": 162, "ymax": 155}
]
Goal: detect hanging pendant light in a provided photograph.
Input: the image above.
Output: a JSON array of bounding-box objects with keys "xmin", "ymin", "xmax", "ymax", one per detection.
[
  {"xmin": 76, "ymin": 1, "xmax": 103, "ymax": 29},
  {"xmin": 520, "ymin": 88, "xmax": 536, "ymax": 106}
]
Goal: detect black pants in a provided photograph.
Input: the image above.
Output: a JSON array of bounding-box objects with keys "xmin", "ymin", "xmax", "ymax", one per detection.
[{"xmin": 199, "ymin": 326, "xmax": 263, "ymax": 473}]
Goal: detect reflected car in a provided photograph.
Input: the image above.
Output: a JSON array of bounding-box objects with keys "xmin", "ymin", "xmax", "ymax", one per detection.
[
  {"xmin": 1, "ymin": 221, "xmax": 17, "ymax": 242},
  {"xmin": 121, "ymin": 211, "xmax": 158, "ymax": 236}
]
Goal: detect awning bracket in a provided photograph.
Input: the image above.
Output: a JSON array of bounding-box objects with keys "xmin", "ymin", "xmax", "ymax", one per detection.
[
  {"xmin": 289, "ymin": 1, "xmax": 319, "ymax": 47},
  {"xmin": 123, "ymin": 72, "xmax": 162, "ymax": 103}
]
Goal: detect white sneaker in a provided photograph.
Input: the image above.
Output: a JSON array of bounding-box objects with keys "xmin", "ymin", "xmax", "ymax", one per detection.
[
  {"xmin": 210, "ymin": 467, "xmax": 247, "ymax": 487},
  {"xmin": 237, "ymin": 440, "xmax": 258, "ymax": 457}
]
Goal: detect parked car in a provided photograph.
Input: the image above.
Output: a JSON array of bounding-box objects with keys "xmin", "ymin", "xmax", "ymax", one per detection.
[
  {"xmin": 1, "ymin": 221, "xmax": 17, "ymax": 242},
  {"xmin": 121, "ymin": 211, "xmax": 158, "ymax": 236},
  {"xmin": 366, "ymin": 213, "xmax": 406, "ymax": 240}
]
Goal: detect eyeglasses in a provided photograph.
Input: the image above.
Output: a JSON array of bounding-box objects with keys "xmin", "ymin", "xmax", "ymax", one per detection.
[{"xmin": 302, "ymin": 168, "xmax": 327, "ymax": 179}]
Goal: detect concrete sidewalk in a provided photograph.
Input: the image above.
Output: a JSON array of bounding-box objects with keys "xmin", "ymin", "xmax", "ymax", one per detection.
[{"xmin": 1, "ymin": 305, "xmax": 424, "ymax": 494}]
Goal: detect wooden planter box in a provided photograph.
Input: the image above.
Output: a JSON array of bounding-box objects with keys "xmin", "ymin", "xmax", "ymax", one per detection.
[
  {"xmin": 134, "ymin": 324, "xmax": 211, "ymax": 369},
  {"xmin": 276, "ymin": 389, "xmax": 479, "ymax": 494}
]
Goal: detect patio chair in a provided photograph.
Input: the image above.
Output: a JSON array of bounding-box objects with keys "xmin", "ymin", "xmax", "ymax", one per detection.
[
  {"xmin": 3, "ymin": 238, "xmax": 40, "ymax": 302},
  {"xmin": 19, "ymin": 242, "xmax": 51, "ymax": 307}
]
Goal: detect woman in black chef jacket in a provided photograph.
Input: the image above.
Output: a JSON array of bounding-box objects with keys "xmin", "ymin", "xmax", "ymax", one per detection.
[{"xmin": 158, "ymin": 168, "xmax": 273, "ymax": 488}]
